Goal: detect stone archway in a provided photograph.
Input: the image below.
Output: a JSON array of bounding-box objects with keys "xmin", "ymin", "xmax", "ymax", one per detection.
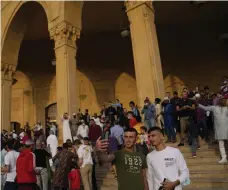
[
  {"xmin": 1, "ymin": 1, "xmax": 51, "ymax": 131},
  {"xmin": 115, "ymin": 73, "xmax": 139, "ymax": 109},
  {"xmin": 164, "ymin": 74, "xmax": 185, "ymax": 95},
  {"xmin": 11, "ymin": 71, "xmax": 33, "ymax": 126},
  {"xmin": 1, "ymin": 1, "xmax": 51, "ymax": 68}
]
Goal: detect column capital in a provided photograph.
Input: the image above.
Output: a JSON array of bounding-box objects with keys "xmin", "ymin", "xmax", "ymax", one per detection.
[
  {"xmin": 125, "ymin": 1, "xmax": 154, "ymax": 12},
  {"xmin": 49, "ymin": 21, "xmax": 81, "ymax": 50},
  {"xmin": 1, "ymin": 63, "xmax": 16, "ymax": 81}
]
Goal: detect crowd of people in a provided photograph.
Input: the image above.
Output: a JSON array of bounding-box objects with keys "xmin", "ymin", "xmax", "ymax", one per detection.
[{"xmin": 1, "ymin": 76, "xmax": 228, "ymax": 190}]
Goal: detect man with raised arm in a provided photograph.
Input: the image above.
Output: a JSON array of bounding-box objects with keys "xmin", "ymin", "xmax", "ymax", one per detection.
[{"xmin": 96, "ymin": 128, "xmax": 148, "ymax": 190}]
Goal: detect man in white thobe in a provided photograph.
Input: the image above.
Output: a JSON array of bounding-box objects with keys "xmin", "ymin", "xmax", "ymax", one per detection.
[
  {"xmin": 47, "ymin": 130, "xmax": 58, "ymax": 158},
  {"xmin": 61, "ymin": 113, "xmax": 72, "ymax": 143}
]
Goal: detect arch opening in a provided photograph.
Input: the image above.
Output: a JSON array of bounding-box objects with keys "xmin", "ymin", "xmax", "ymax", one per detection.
[{"xmin": 2, "ymin": 1, "xmax": 50, "ymax": 68}]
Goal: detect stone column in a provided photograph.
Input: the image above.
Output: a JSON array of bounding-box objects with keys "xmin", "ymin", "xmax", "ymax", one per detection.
[
  {"xmin": 1, "ymin": 63, "xmax": 16, "ymax": 131},
  {"xmin": 125, "ymin": 1, "xmax": 164, "ymax": 107},
  {"xmin": 50, "ymin": 21, "xmax": 80, "ymax": 144}
]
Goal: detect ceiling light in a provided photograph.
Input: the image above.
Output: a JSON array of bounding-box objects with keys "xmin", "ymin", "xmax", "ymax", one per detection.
[
  {"xmin": 121, "ymin": 28, "xmax": 130, "ymax": 38},
  {"xmin": 51, "ymin": 59, "xmax": 56, "ymax": 66}
]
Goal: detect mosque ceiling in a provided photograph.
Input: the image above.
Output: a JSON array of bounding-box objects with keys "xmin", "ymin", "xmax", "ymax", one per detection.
[{"xmin": 22, "ymin": 1, "xmax": 228, "ymax": 40}]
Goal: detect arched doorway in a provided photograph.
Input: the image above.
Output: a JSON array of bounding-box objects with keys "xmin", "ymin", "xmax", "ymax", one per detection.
[
  {"xmin": 45, "ymin": 103, "xmax": 57, "ymax": 123},
  {"xmin": 115, "ymin": 72, "xmax": 138, "ymax": 109},
  {"xmin": 10, "ymin": 122, "xmax": 21, "ymax": 134},
  {"xmin": 1, "ymin": 1, "xmax": 51, "ymax": 131}
]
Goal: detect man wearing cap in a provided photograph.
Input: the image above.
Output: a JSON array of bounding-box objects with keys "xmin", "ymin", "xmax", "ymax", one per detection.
[{"xmin": 16, "ymin": 139, "xmax": 37, "ymax": 190}]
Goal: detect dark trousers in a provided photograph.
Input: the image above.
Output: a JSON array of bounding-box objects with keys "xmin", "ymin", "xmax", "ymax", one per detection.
[
  {"xmin": 54, "ymin": 188, "xmax": 67, "ymax": 190},
  {"xmin": 165, "ymin": 124, "xmax": 176, "ymax": 141},
  {"xmin": 4, "ymin": 182, "xmax": 17, "ymax": 190},
  {"xmin": 92, "ymin": 159, "xmax": 97, "ymax": 190},
  {"xmin": 17, "ymin": 183, "xmax": 39, "ymax": 190}
]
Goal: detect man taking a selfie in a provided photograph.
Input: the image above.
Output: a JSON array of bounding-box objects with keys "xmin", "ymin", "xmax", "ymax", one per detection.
[{"xmin": 96, "ymin": 128, "xmax": 148, "ymax": 190}]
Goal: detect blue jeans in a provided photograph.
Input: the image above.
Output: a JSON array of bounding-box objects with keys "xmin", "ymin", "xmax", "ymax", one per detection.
[
  {"xmin": 144, "ymin": 118, "xmax": 155, "ymax": 130},
  {"xmin": 190, "ymin": 137, "xmax": 199, "ymax": 154},
  {"xmin": 165, "ymin": 125, "xmax": 176, "ymax": 141}
]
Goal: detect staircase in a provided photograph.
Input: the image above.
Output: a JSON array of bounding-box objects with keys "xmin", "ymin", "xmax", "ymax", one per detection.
[{"xmin": 95, "ymin": 140, "xmax": 228, "ymax": 190}]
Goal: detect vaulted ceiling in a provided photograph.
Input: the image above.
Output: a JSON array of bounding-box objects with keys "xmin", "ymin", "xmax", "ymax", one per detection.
[{"xmin": 22, "ymin": 1, "xmax": 228, "ymax": 40}]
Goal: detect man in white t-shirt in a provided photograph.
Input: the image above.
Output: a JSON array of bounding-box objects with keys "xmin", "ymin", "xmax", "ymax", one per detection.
[
  {"xmin": 77, "ymin": 120, "xmax": 89, "ymax": 141},
  {"xmin": 1, "ymin": 140, "xmax": 19, "ymax": 190},
  {"xmin": 19, "ymin": 129, "xmax": 25, "ymax": 140},
  {"xmin": 77, "ymin": 137, "xmax": 93, "ymax": 190},
  {"xmin": 147, "ymin": 127, "xmax": 189, "ymax": 190}
]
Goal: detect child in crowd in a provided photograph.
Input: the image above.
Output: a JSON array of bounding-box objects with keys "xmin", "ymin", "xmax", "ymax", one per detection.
[
  {"xmin": 139, "ymin": 126, "xmax": 148, "ymax": 145},
  {"xmin": 68, "ymin": 165, "xmax": 81, "ymax": 190}
]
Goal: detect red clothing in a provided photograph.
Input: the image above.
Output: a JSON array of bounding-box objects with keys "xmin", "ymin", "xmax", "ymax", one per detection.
[
  {"xmin": 22, "ymin": 135, "xmax": 29, "ymax": 144},
  {"xmin": 68, "ymin": 169, "xmax": 81, "ymax": 190},
  {"xmin": 88, "ymin": 125, "xmax": 102, "ymax": 142},
  {"xmin": 129, "ymin": 117, "xmax": 138, "ymax": 128},
  {"xmin": 16, "ymin": 149, "xmax": 36, "ymax": 184}
]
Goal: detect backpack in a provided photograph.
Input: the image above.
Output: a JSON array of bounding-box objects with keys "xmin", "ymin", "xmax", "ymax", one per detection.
[{"xmin": 135, "ymin": 108, "xmax": 142, "ymax": 122}]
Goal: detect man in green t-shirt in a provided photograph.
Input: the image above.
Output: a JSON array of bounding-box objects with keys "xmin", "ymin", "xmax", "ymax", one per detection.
[{"xmin": 96, "ymin": 128, "xmax": 148, "ymax": 190}]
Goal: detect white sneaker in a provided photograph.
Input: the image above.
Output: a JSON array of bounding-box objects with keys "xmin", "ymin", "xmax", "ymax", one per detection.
[{"xmin": 218, "ymin": 158, "xmax": 227, "ymax": 164}]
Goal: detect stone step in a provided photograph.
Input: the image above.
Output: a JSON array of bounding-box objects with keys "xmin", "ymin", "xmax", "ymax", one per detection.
[
  {"xmin": 186, "ymin": 155, "xmax": 219, "ymax": 164},
  {"xmin": 188, "ymin": 162, "xmax": 228, "ymax": 171},
  {"xmin": 100, "ymin": 186, "xmax": 118, "ymax": 190},
  {"xmin": 188, "ymin": 178, "xmax": 228, "ymax": 188},
  {"xmin": 190, "ymin": 170, "xmax": 228, "ymax": 178},
  {"xmin": 182, "ymin": 149, "xmax": 219, "ymax": 157},
  {"xmin": 97, "ymin": 177, "xmax": 118, "ymax": 186}
]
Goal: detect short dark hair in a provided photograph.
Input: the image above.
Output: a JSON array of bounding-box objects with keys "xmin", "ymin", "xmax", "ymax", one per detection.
[
  {"xmin": 83, "ymin": 137, "xmax": 89, "ymax": 141},
  {"xmin": 148, "ymin": 127, "xmax": 164, "ymax": 136},
  {"xmin": 74, "ymin": 139, "xmax": 82, "ymax": 146},
  {"xmin": 114, "ymin": 119, "xmax": 120, "ymax": 125},
  {"xmin": 116, "ymin": 99, "xmax": 119, "ymax": 102},
  {"xmin": 127, "ymin": 111, "xmax": 134, "ymax": 115},
  {"xmin": 155, "ymin": 98, "xmax": 161, "ymax": 103},
  {"xmin": 57, "ymin": 146, "xmax": 63, "ymax": 151},
  {"xmin": 129, "ymin": 101, "xmax": 135, "ymax": 106},
  {"xmin": 124, "ymin": 128, "xmax": 138, "ymax": 136},
  {"xmin": 140, "ymin": 126, "xmax": 147, "ymax": 132},
  {"xmin": 105, "ymin": 120, "xmax": 111, "ymax": 124},
  {"xmin": 6, "ymin": 140, "xmax": 14, "ymax": 149},
  {"xmin": 25, "ymin": 144, "xmax": 31, "ymax": 148},
  {"xmin": 204, "ymin": 86, "xmax": 209, "ymax": 90},
  {"xmin": 173, "ymin": 91, "xmax": 178, "ymax": 95},
  {"xmin": 63, "ymin": 143, "xmax": 68, "ymax": 149}
]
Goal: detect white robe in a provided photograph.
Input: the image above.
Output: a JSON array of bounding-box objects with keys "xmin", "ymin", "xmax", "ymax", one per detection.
[
  {"xmin": 61, "ymin": 116, "xmax": 72, "ymax": 142},
  {"xmin": 46, "ymin": 134, "xmax": 58, "ymax": 157}
]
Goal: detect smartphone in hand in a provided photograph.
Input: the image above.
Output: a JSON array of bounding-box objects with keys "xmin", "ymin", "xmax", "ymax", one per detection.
[{"xmin": 101, "ymin": 131, "xmax": 109, "ymax": 140}]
